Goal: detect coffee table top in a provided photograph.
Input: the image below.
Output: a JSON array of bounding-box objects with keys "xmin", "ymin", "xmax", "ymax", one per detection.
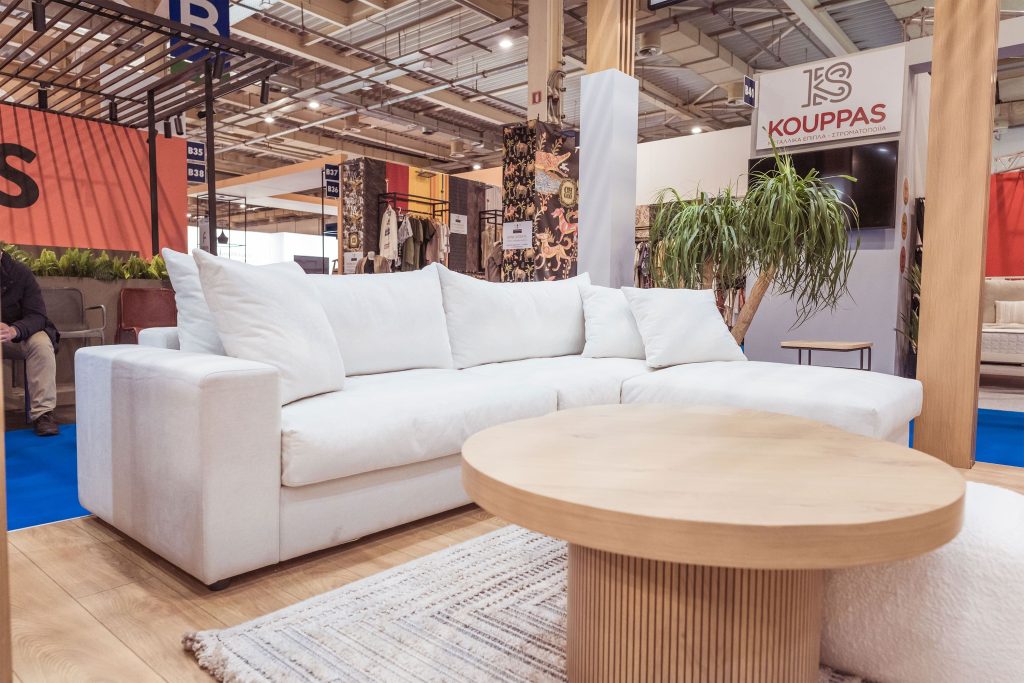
[{"xmin": 462, "ymin": 404, "xmax": 964, "ymax": 570}]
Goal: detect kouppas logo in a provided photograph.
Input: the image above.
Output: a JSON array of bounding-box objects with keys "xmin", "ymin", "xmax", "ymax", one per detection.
[
  {"xmin": 802, "ymin": 62, "xmax": 852, "ymax": 107},
  {"xmin": 765, "ymin": 60, "xmax": 887, "ymax": 143}
]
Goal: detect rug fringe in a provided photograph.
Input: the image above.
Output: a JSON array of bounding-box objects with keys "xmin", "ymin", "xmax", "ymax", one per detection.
[{"xmin": 183, "ymin": 631, "xmax": 245, "ymax": 683}]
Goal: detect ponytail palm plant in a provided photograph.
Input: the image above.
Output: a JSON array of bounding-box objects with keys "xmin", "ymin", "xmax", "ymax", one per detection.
[{"xmin": 652, "ymin": 143, "xmax": 859, "ymax": 343}]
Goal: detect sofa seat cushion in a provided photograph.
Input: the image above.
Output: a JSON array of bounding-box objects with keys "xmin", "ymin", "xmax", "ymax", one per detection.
[
  {"xmin": 464, "ymin": 356, "xmax": 652, "ymax": 409},
  {"xmin": 621, "ymin": 361, "xmax": 921, "ymax": 440},
  {"xmin": 281, "ymin": 369, "xmax": 557, "ymax": 487}
]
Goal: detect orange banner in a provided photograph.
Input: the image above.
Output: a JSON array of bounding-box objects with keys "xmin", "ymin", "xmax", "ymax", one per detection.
[{"xmin": 0, "ymin": 103, "xmax": 187, "ymax": 255}]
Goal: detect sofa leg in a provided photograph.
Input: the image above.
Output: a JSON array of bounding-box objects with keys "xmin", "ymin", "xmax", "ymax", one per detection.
[{"xmin": 206, "ymin": 578, "xmax": 232, "ymax": 591}]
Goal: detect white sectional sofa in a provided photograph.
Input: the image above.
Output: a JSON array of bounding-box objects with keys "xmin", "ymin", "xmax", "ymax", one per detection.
[{"xmin": 77, "ymin": 257, "xmax": 923, "ymax": 588}]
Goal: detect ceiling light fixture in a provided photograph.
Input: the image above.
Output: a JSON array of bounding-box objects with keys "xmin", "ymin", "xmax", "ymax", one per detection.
[
  {"xmin": 498, "ymin": 36, "xmax": 514, "ymax": 49},
  {"xmin": 264, "ymin": 115, "xmax": 275, "ymax": 124},
  {"xmin": 31, "ymin": 0, "xmax": 46, "ymax": 32},
  {"xmin": 259, "ymin": 78, "xmax": 270, "ymax": 105},
  {"xmin": 308, "ymin": 100, "xmax": 321, "ymax": 110},
  {"xmin": 690, "ymin": 126, "xmax": 703, "ymax": 134},
  {"xmin": 472, "ymin": 162, "xmax": 482, "ymax": 171}
]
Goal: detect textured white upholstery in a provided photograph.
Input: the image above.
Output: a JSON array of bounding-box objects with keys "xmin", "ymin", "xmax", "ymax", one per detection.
[
  {"xmin": 621, "ymin": 360, "xmax": 921, "ymax": 441},
  {"xmin": 309, "ymin": 266, "xmax": 453, "ymax": 375},
  {"xmin": 437, "ymin": 265, "xmax": 589, "ymax": 368},
  {"xmin": 822, "ymin": 482, "xmax": 1024, "ymax": 683},
  {"xmin": 464, "ymin": 356, "xmax": 651, "ymax": 409},
  {"xmin": 75, "ymin": 345, "xmax": 281, "ymax": 585},
  {"xmin": 280, "ymin": 369, "xmax": 557, "ymax": 487},
  {"xmin": 137, "ymin": 326, "xmax": 180, "ymax": 350},
  {"xmin": 279, "ymin": 454, "xmax": 469, "ymax": 560}
]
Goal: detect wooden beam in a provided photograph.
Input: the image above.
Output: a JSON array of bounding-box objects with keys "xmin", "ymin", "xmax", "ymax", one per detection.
[
  {"xmin": 526, "ymin": 0, "xmax": 563, "ymax": 122},
  {"xmin": 585, "ymin": 0, "xmax": 635, "ymax": 75},
  {"xmin": 914, "ymin": 0, "xmax": 999, "ymax": 469}
]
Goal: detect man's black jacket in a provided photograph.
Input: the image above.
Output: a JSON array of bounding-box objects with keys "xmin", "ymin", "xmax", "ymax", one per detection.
[{"xmin": 0, "ymin": 251, "xmax": 59, "ymax": 346}]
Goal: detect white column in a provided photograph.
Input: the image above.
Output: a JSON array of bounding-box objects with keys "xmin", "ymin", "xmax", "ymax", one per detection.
[{"xmin": 578, "ymin": 69, "xmax": 638, "ymax": 288}]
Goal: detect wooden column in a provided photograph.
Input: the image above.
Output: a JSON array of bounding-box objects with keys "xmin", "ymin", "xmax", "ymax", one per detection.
[
  {"xmin": 914, "ymin": 0, "xmax": 999, "ymax": 468},
  {"xmin": 585, "ymin": 0, "xmax": 635, "ymax": 75},
  {"xmin": 527, "ymin": 0, "xmax": 563, "ymax": 122}
]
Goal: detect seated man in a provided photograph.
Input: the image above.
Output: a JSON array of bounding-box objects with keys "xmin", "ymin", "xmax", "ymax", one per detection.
[{"xmin": 1, "ymin": 250, "xmax": 59, "ymax": 436}]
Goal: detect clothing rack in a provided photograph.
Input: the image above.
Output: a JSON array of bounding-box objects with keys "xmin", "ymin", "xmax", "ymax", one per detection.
[
  {"xmin": 479, "ymin": 209, "xmax": 502, "ymax": 230},
  {"xmin": 378, "ymin": 192, "xmax": 450, "ymax": 221}
]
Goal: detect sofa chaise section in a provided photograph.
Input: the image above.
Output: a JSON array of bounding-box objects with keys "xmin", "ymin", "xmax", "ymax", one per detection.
[{"xmin": 622, "ymin": 360, "xmax": 921, "ymax": 444}]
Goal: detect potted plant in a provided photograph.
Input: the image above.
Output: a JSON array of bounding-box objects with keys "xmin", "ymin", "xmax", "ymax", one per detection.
[{"xmin": 652, "ymin": 144, "xmax": 859, "ymax": 343}]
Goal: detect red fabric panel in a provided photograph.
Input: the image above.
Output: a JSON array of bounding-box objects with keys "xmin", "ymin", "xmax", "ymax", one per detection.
[
  {"xmin": 385, "ymin": 161, "xmax": 409, "ymax": 211},
  {"xmin": 988, "ymin": 172, "xmax": 1024, "ymax": 276},
  {"xmin": 0, "ymin": 104, "xmax": 186, "ymax": 255}
]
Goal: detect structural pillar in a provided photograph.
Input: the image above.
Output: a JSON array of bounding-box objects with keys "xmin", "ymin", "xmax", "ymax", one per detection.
[
  {"xmin": 914, "ymin": 0, "xmax": 999, "ymax": 468},
  {"xmin": 578, "ymin": 0, "xmax": 637, "ymax": 287},
  {"xmin": 526, "ymin": 0, "xmax": 563, "ymax": 122}
]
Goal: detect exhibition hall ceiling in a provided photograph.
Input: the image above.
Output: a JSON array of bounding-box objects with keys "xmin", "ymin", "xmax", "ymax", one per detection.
[{"xmin": 2, "ymin": 0, "xmax": 1024, "ymax": 180}]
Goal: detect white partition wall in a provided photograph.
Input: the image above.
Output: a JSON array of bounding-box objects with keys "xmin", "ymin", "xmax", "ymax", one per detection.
[{"xmin": 579, "ymin": 69, "xmax": 639, "ymax": 287}]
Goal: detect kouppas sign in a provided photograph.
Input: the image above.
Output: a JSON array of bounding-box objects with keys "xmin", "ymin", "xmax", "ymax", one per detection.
[{"xmin": 755, "ymin": 46, "xmax": 905, "ymax": 151}]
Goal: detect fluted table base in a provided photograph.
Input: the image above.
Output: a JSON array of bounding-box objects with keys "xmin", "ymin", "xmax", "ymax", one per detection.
[{"xmin": 567, "ymin": 545, "xmax": 824, "ymax": 683}]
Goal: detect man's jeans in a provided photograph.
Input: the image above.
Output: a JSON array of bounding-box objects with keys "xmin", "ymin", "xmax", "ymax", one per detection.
[{"xmin": 4, "ymin": 331, "xmax": 57, "ymax": 421}]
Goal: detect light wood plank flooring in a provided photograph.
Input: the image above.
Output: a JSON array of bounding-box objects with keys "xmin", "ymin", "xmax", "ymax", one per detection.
[{"xmin": 8, "ymin": 464, "xmax": 1023, "ymax": 682}]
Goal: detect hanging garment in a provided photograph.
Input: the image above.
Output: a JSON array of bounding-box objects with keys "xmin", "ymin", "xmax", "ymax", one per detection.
[
  {"xmin": 398, "ymin": 214, "xmax": 414, "ymax": 243},
  {"xmin": 485, "ymin": 240, "xmax": 503, "ymax": 282},
  {"xmin": 426, "ymin": 218, "xmax": 451, "ymax": 265},
  {"xmin": 379, "ymin": 206, "xmax": 399, "ymax": 261},
  {"xmin": 420, "ymin": 217, "xmax": 436, "ymax": 268},
  {"xmin": 355, "ymin": 251, "xmax": 392, "ymax": 274}
]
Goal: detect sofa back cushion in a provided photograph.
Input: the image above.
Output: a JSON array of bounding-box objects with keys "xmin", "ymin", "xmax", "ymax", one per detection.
[
  {"xmin": 310, "ymin": 265, "xmax": 453, "ymax": 375},
  {"xmin": 437, "ymin": 265, "xmax": 589, "ymax": 368},
  {"xmin": 163, "ymin": 247, "xmax": 224, "ymax": 354},
  {"xmin": 194, "ymin": 250, "xmax": 345, "ymax": 404},
  {"xmin": 623, "ymin": 287, "xmax": 746, "ymax": 368},
  {"xmin": 580, "ymin": 284, "xmax": 646, "ymax": 360}
]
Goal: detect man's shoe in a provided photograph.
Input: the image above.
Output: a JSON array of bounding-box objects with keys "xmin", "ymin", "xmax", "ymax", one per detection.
[{"xmin": 32, "ymin": 412, "xmax": 59, "ymax": 437}]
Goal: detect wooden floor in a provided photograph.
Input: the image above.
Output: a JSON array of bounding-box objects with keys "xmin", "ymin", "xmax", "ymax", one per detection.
[{"xmin": 7, "ymin": 463, "xmax": 1023, "ymax": 683}]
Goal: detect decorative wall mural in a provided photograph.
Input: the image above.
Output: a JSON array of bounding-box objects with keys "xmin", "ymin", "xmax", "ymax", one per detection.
[
  {"xmin": 341, "ymin": 158, "xmax": 366, "ymax": 257},
  {"xmin": 500, "ymin": 121, "xmax": 579, "ymax": 282},
  {"xmin": 502, "ymin": 121, "xmax": 538, "ymax": 282},
  {"xmin": 533, "ymin": 121, "xmax": 579, "ymax": 281}
]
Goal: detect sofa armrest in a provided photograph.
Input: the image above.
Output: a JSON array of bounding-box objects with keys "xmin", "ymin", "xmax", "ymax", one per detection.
[
  {"xmin": 137, "ymin": 326, "xmax": 180, "ymax": 350},
  {"xmin": 75, "ymin": 345, "xmax": 281, "ymax": 585}
]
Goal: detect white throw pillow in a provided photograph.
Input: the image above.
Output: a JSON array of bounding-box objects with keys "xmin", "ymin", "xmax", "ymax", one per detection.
[
  {"xmin": 622, "ymin": 287, "xmax": 746, "ymax": 368},
  {"xmin": 193, "ymin": 249, "xmax": 345, "ymax": 404},
  {"xmin": 995, "ymin": 300, "xmax": 1024, "ymax": 325},
  {"xmin": 437, "ymin": 265, "xmax": 590, "ymax": 369},
  {"xmin": 309, "ymin": 265, "xmax": 453, "ymax": 375},
  {"xmin": 162, "ymin": 248, "xmax": 224, "ymax": 355},
  {"xmin": 580, "ymin": 284, "xmax": 645, "ymax": 360}
]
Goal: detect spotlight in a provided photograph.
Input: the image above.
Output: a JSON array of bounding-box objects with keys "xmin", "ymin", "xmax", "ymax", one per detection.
[
  {"xmin": 108, "ymin": 98, "xmax": 118, "ymax": 123},
  {"xmin": 212, "ymin": 52, "xmax": 227, "ymax": 80},
  {"xmin": 498, "ymin": 36, "xmax": 514, "ymax": 49},
  {"xmin": 31, "ymin": 0, "xmax": 46, "ymax": 32},
  {"xmin": 163, "ymin": 120, "xmax": 172, "ymax": 139},
  {"xmin": 37, "ymin": 87, "xmax": 48, "ymax": 111},
  {"xmin": 308, "ymin": 100, "xmax": 321, "ymax": 110},
  {"xmin": 690, "ymin": 125, "xmax": 703, "ymax": 134},
  {"xmin": 259, "ymin": 78, "xmax": 270, "ymax": 105},
  {"xmin": 264, "ymin": 115, "xmax": 275, "ymax": 124},
  {"xmin": 173, "ymin": 115, "xmax": 184, "ymax": 136},
  {"xmin": 472, "ymin": 162, "xmax": 482, "ymax": 171}
]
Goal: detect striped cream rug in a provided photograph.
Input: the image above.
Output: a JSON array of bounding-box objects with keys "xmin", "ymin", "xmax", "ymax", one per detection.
[{"xmin": 184, "ymin": 525, "xmax": 865, "ymax": 683}]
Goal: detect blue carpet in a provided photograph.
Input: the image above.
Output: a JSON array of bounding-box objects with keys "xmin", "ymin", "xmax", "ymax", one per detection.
[
  {"xmin": 975, "ymin": 408, "xmax": 1024, "ymax": 467},
  {"xmin": 5, "ymin": 425, "xmax": 88, "ymax": 531}
]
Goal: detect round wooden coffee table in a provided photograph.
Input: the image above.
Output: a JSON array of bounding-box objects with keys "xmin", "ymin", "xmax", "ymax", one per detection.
[{"xmin": 462, "ymin": 404, "xmax": 964, "ymax": 683}]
